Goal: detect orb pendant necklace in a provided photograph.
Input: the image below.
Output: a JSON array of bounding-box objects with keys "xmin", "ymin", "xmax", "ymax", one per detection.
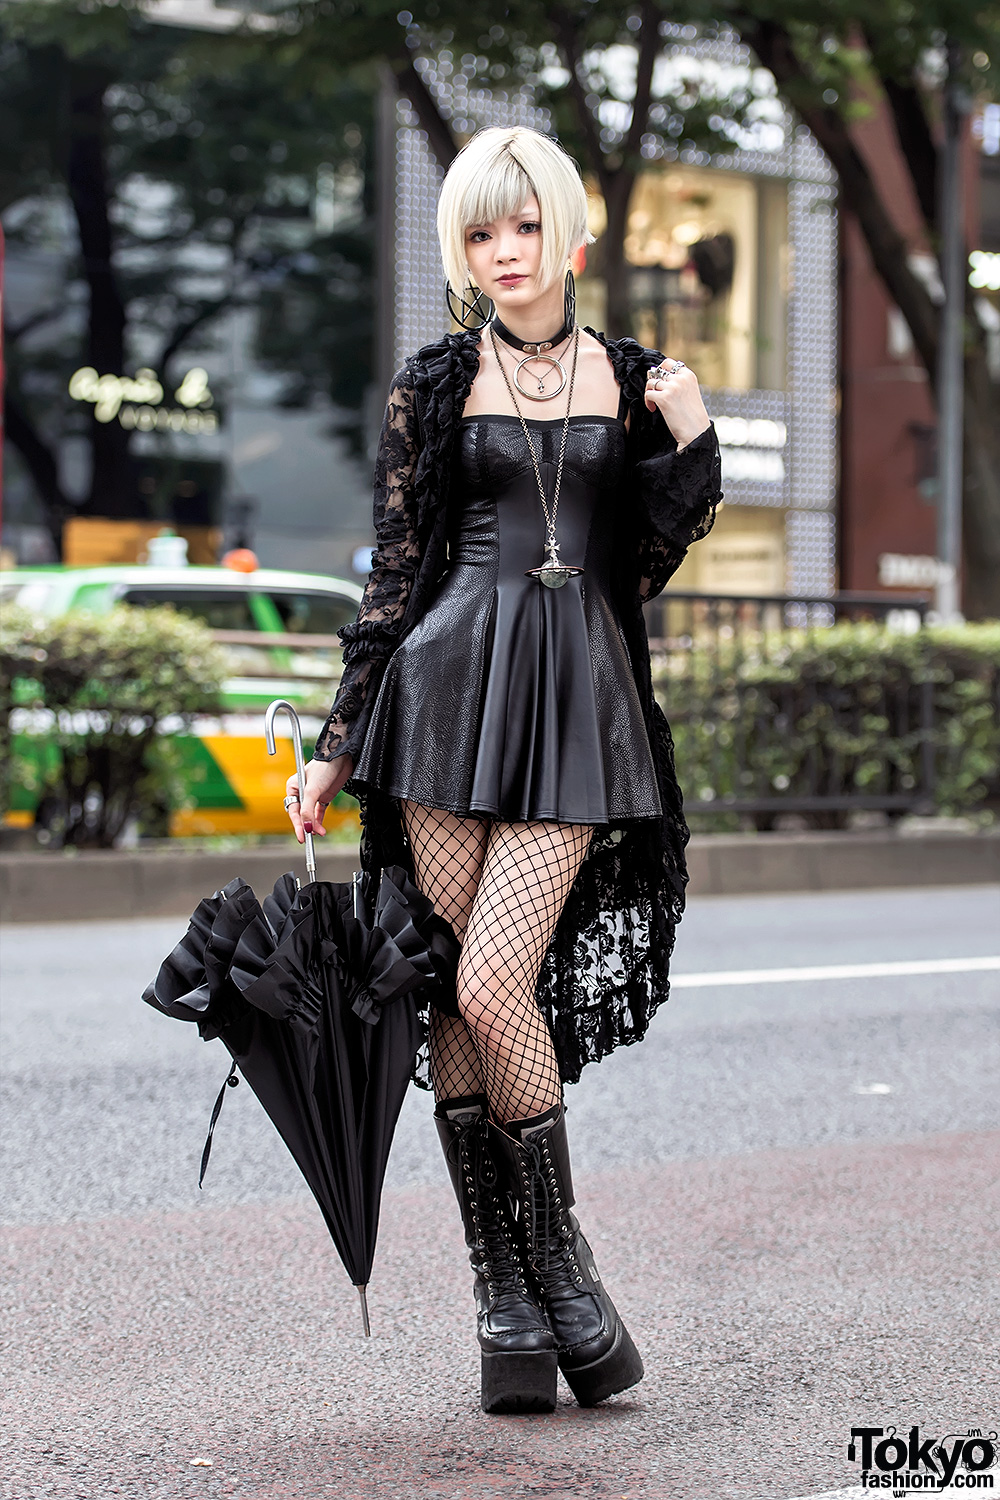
[
  {"xmin": 490, "ymin": 324, "xmax": 584, "ymax": 589},
  {"xmin": 491, "ymin": 314, "xmax": 571, "ymax": 401}
]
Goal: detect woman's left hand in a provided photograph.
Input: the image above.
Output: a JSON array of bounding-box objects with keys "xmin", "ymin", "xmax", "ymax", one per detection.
[{"xmin": 644, "ymin": 359, "xmax": 711, "ymax": 450}]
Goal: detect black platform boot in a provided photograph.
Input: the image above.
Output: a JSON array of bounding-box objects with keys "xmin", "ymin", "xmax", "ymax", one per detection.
[
  {"xmin": 487, "ymin": 1104, "xmax": 644, "ymax": 1407},
  {"xmin": 434, "ymin": 1096, "xmax": 559, "ymax": 1414}
]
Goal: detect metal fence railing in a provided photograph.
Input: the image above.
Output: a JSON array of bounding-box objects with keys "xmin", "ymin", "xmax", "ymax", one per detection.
[
  {"xmin": 643, "ymin": 591, "xmax": 936, "ymax": 826},
  {"xmin": 210, "ymin": 595, "xmax": 944, "ymax": 827}
]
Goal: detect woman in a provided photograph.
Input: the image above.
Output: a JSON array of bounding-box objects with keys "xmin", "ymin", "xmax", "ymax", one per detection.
[{"xmin": 284, "ymin": 126, "xmax": 722, "ymax": 1415}]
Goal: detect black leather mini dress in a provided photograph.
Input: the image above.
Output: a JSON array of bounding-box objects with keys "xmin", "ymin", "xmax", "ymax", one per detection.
[{"xmin": 349, "ymin": 408, "xmax": 663, "ymax": 826}]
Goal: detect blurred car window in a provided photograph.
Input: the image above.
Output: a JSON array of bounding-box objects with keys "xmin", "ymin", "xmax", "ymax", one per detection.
[
  {"xmin": 0, "ymin": 579, "xmax": 55, "ymax": 610},
  {"xmin": 120, "ymin": 587, "xmax": 256, "ymax": 630},
  {"xmin": 267, "ymin": 591, "xmax": 356, "ymax": 635}
]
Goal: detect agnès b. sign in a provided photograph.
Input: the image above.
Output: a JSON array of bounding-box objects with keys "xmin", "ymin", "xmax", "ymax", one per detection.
[{"xmin": 68, "ymin": 366, "xmax": 218, "ymax": 435}]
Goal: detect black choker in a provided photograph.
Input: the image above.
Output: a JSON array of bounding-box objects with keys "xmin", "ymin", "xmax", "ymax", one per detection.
[{"xmin": 490, "ymin": 315, "xmax": 573, "ymax": 355}]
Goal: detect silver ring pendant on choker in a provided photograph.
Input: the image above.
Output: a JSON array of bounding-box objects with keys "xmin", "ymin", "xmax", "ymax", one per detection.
[
  {"xmin": 491, "ymin": 315, "xmax": 571, "ymax": 401},
  {"xmin": 517, "ymin": 355, "xmax": 565, "ymax": 400},
  {"xmin": 490, "ymin": 323, "xmax": 585, "ymax": 588}
]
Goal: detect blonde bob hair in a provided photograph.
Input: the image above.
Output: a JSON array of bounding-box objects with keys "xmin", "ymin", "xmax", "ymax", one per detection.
[{"xmin": 437, "ymin": 126, "xmax": 594, "ymax": 297}]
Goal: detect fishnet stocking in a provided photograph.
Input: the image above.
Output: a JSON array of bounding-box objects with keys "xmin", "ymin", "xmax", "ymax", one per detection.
[
  {"xmin": 401, "ymin": 799, "xmax": 594, "ymax": 1125},
  {"xmin": 401, "ymin": 801, "xmax": 489, "ymax": 1101},
  {"xmin": 459, "ymin": 820, "xmax": 593, "ymax": 1123}
]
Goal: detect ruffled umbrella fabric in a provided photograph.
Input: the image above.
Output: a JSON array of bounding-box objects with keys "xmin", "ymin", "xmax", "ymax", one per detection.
[
  {"xmin": 142, "ymin": 865, "xmax": 460, "ymax": 1329},
  {"xmin": 141, "ymin": 876, "xmax": 266, "ymax": 1042},
  {"xmin": 233, "ymin": 868, "xmax": 458, "ymax": 1027}
]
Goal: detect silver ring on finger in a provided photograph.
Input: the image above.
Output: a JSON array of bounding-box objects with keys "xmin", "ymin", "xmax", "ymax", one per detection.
[{"xmin": 284, "ymin": 794, "xmax": 300, "ymax": 809}]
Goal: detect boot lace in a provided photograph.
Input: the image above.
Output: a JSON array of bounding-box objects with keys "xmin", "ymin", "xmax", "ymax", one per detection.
[
  {"xmin": 447, "ymin": 1117, "xmax": 532, "ymax": 1300},
  {"xmin": 520, "ymin": 1138, "xmax": 586, "ymax": 1296}
]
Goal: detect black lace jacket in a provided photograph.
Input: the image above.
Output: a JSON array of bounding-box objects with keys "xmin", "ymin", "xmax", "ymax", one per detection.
[{"xmin": 315, "ymin": 327, "xmax": 723, "ymax": 1089}]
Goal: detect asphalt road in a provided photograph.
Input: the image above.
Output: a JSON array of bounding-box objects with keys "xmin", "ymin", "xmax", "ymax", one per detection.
[{"xmin": 2, "ymin": 884, "xmax": 999, "ymax": 1500}]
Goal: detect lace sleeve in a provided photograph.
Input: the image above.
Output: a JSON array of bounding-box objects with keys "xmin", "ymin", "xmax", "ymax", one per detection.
[
  {"xmin": 633, "ymin": 421, "xmax": 723, "ymax": 603},
  {"xmin": 313, "ymin": 372, "xmax": 421, "ymax": 762}
]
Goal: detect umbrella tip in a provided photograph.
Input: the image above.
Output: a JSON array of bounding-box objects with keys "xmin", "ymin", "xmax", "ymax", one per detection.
[{"xmin": 355, "ymin": 1284, "xmax": 371, "ymax": 1338}]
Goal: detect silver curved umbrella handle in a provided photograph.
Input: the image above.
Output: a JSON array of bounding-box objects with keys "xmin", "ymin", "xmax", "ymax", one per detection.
[{"xmin": 265, "ymin": 698, "xmax": 316, "ymax": 884}]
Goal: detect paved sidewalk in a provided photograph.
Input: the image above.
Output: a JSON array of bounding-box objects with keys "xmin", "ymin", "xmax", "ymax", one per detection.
[
  {"xmin": 4, "ymin": 1128, "xmax": 997, "ymax": 1500},
  {"xmin": 3, "ymin": 827, "xmax": 997, "ymax": 922}
]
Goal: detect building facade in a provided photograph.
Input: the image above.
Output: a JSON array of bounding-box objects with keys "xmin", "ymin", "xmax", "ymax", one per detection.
[{"xmin": 839, "ymin": 99, "xmax": 1000, "ymax": 601}]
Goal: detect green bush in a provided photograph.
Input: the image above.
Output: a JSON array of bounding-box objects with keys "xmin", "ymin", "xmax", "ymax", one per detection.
[
  {"xmin": 653, "ymin": 622, "xmax": 1000, "ymax": 827},
  {"xmin": 0, "ymin": 603, "xmax": 227, "ymax": 847}
]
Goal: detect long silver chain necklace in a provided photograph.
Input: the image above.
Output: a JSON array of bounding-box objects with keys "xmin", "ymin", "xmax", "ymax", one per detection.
[{"xmin": 490, "ymin": 323, "xmax": 584, "ymax": 589}]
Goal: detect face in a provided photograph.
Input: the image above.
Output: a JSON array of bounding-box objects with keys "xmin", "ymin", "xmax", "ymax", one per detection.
[{"xmin": 463, "ymin": 194, "xmax": 548, "ymax": 312}]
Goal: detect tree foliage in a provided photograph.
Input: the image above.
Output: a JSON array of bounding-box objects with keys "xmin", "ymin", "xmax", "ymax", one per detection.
[
  {"xmin": 655, "ymin": 620, "xmax": 1000, "ymax": 827},
  {"xmin": 1, "ymin": 0, "xmax": 376, "ymax": 553},
  {"xmin": 4, "ymin": 0, "xmax": 999, "ymax": 609},
  {"xmin": 0, "ymin": 601, "xmax": 227, "ymax": 845},
  {"xmin": 273, "ymin": 0, "xmax": 999, "ymax": 614}
]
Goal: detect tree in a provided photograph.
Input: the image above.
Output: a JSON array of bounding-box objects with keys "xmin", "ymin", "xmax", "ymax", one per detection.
[
  {"xmin": 717, "ymin": 4, "xmax": 1000, "ymax": 617},
  {"xmin": 6, "ymin": 0, "xmax": 998, "ymax": 611},
  {"xmin": 280, "ymin": 0, "xmax": 773, "ymax": 333},
  {"xmin": 1, "ymin": 0, "xmax": 375, "ymax": 554},
  {"xmin": 278, "ymin": 0, "xmax": 1000, "ymax": 615}
]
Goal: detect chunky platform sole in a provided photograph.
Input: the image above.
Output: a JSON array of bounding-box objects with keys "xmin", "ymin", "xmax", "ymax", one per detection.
[
  {"xmin": 481, "ymin": 1348, "xmax": 559, "ymax": 1414},
  {"xmin": 560, "ymin": 1318, "xmax": 644, "ymax": 1407}
]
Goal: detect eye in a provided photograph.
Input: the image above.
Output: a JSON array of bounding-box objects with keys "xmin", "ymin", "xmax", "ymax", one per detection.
[
  {"xmin": 467, "ymin": 229, "xmax": 490, "ymax": 243},
  {"xmin": 518, "ymin": 221, "xmax": 541, "ymax": 234}
]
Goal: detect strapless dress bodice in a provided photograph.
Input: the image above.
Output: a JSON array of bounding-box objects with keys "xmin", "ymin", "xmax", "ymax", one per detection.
[{"xmin": 349, "ymin": 414, "xmax": 662, "ymax": 825}]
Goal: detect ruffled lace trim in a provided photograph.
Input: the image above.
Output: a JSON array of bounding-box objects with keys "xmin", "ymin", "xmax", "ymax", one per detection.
[
  {"xmin": 339, "ymin": 618, "xmax": 403, "ymax": 665},
  {"xmin": 634, "ymin": 422, "xmax": 723, "ymax": 561},
  {"xmin": 588, "ymin": 329, "xmax": 723, "ymax": 602},
  {"xmin": 313, "ymin": 336, "xmax": 481, "ymax": 764}
]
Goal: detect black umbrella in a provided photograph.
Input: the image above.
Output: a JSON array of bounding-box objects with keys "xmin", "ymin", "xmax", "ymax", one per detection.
[{"xmin": 142, "ymin": 700, "xmax": 459, "ymax": 1332}]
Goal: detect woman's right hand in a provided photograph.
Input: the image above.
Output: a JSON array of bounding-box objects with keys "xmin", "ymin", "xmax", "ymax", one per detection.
[{"xmin": 285, "ymin": 755, "xmax": 354, "ymax": 842}]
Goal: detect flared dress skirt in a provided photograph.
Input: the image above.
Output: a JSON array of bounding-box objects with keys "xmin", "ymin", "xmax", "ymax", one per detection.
[{"xmin": 350, "ymin": 414, "xmax": 663, "ymax": 825}]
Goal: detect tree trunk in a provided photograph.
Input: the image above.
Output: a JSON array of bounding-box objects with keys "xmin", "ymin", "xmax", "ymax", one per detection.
[
  {"xmin": 600, "ymin": 169, "xmax": 636, "ymax": 338},
  {"xmin": 3, "ymin": 390, "xmax": 71, "ymax": 559},
  {"xmin": 962, "ymin": 346, "xmax": 1000, "ymax": 619},
  {"xmin": 392, "ymin": 56, "xmax": 458, "ymax": 170},
  {"xmin": 744, "ymin": 19, "xmax": 939, "ymax": 373},
  {"xmin": 739, "ymin": 16, "xmax": 1000, "ymax": 618},
  {"xmin": 551, "ymin": 2, "xmax": 658, "ymax": 341},
  {"xmin": 66, "ymin": 61, "xmax": 136, "ymax": 519}
]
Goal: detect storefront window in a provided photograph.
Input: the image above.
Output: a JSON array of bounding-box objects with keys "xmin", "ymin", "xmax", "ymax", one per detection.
[
  {"xmin": 665, "ymin": 505, "xmax": 787, "ymax": 595},
  {"xmin": 579, "ymin": 166, "xmax": 788, "ymax": 391}
]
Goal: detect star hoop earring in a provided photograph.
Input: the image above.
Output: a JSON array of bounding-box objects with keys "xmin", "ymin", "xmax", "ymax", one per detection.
[{"xmin": 445, "ymin": 280, "xmax": 495, "ymax": 332}]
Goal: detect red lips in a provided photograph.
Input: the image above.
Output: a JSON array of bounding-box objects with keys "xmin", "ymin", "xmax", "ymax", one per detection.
[{"xmin": 497, "ymin": 275, "xmax": 526, "ymax": 286}]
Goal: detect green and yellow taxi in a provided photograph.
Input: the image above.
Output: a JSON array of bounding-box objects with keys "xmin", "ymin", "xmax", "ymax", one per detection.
[{"xmin": 0, "ymin": 564, "xmax": 363, "ymax": 837}]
